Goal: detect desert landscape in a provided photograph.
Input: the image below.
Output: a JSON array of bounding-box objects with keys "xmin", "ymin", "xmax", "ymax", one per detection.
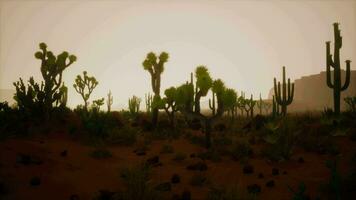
[{"xmin": 0, "ymin": 1, "xmax": 356, "ymax": 200}]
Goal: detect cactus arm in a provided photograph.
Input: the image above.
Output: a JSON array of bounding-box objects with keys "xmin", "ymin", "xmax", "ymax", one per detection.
[
  {"xmin": 341, "ymin": 60, "xmax": 351, "ymax": 91},
  {"xmin": 274, "ymin": 78, "xmax": 281, "ymax": 104}
]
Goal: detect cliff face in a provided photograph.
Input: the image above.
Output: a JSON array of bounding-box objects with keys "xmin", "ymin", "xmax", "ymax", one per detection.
[{"xmin": 268, "ymin": 70, "xmax": 356, "ymax": 112}]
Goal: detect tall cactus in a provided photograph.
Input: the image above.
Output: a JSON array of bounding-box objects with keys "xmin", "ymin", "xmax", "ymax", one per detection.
[
  {"xmin": 128, "ymin": 95, "xmax": 141, "ymax": 115},
  {"xmin": 107, "ymin": 90, "xmax": 113, "ymax": 112},
  {"xmin": 209, "ymin": 91, "xmax": 216, "ymax": 115},
  {"xmin": 272, "ymin": 95, "xmax": 280, "ymax": 117},
  {"xmin": 142, "ymin": 52, "xmax": 169, "ymax": 126},
  {"xmin": 274, "ymin": 66, "xmax": 294, "ymax": 116},
  {"xmin": 145, "ymin": 93, "xmax": 153, "ymax": 114},
  {"xmin": 244, "ymin": 94, "xmax": 256, "ymax": 118},
  {"xmin": 326, "ymin": 23, "xmax": 352, "ymax": 114},
  {"xmin": 257, "ymin": 93, "xmax": 263, "ymax": 115}
]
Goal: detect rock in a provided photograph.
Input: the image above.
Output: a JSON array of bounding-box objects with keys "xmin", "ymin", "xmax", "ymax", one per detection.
[
  {"xmin": 155, "ymin": 182, "xmax": 171, "ymax": 192},
  {"xmin": 243, "ymin": 164, "xmax": 254, "ymax": 174},
  {"xmin": 171, "ymin": 174, "xmax": 181, "ymax": 184},
  {"xmin": 266, "ymin": 180, "xmax": 275, "ymax": 188},
  {"xmin": 69, "ymin": 194, "xmax": 80, "ymax": 200},
  {"xmin": 146, "ymin": 156, "xmax": 160, "ymax": 167},
  {"xmin": 298, "ymin": 157, "xmax": 305, "ymax": 163},
  {"xmin": 258, "ymin": 173, "xmax": 264, "ymax": 179},
  {"xmin": 30, "ymin": 176, "xmax": 41, "ymax": 186},
  {"xmin": 16, "ymin": 154, "xmax": 43, "ymax": 165},
  {"xmin": 247, "ymin": 184, "xmax": 261, "ymax": 194},
  {"xmin": 283, "ymin": 171, "xmax": 287, "ymax": 175},
  {"xmin": 61, "ymin": 150, "xmax": 68, "ymax": 157},
  {"xmin": 172, "ymin": 194, "xmax": 180, "ymax": 200},
  {"xmin": 272, "ymin": 168, "xmax": 279, "ymax": 176},
  {"xmin": 95, "ymin": 190, "xmax": 116, "ymax": 200},
  {"xmin": 134, "ymin": 149, "xmax": 146, "ymax": 156},
  {"xmin": 181, "ymin": 190, "xmax": 191, "ymax": 200},
  {"xmin": 190, "ymin": 153, "xmax": 196, "ymax": 158},
  {"xmin": 0, "ymin": 182, "xmax": 8, "ymax": 195},
  {"xmin": 186, "ymin": 162, "xmax": 208, "ymax": 171}
]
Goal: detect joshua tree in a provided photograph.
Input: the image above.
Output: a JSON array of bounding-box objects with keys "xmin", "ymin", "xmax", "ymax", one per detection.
[
  {"xmin": 326, "ymin": 23, "xmax": 352, "ymax": 114},
  {"xmin": 73, "ymin": 71, "xmax": 99, "ymax": 111},
  {"xmin": 57, "ymin": 84, "xmax": 68, "ymax": 108},
  {"xmin": 128, "ymin": 95, "xmax": 141, "ymax": 115},
  {"xmin": 176, "ymin": 66, "xmax": 237, "ymax": 148},
  {"xmin": 236, "ymin": 91, "xmax": 246, "ymax": 117},
  {"xmin": 162, "ymin": 87, "xmax": 179, "ymax": 127},
  {"xmin": 274, "ymin": 66, "xmax": 294, "ymax": 116},
  {"xmin": 209, "ymin": 91, "xmax": 216, "ymax": 115},
  {"xmin": 142, "ymin": 52, "xmax": 169, "ymax": 126},
  {"xmin": 14, "ymin": 43, "xmax": 76, "ymax": 118},
  {"xmin": 145, "ymin": 93, "xmax": 153, "ymax": 114},
  {"xmin": 92, "ymin": 98, "xmax": 105, "ymax": 111},
  {"xmin": 107, "ymin": 90, "xmax": 113, "ymax": 112}
]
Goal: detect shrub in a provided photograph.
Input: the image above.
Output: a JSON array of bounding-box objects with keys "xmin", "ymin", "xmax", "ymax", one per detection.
[
  {"xmin": 173, "ymin": 152, "xmax": 187, "ymax": 161},
  {"xmin": 197, "ymin": 150, "xmax": 221, "ymax": 162},
  {"xmin": 120, "ymin": 164, "xmax": 160, "ymax": 200},
  {"xmin": 106, "ymin": 126, "xmax": 138, "ymax": 146},
  {"xmin": 89, "ymin": 149, "xmax": 112, "ymax": 159},
  {"xmin": 207, "ymin": 185, "xmax": 257, "ymax": 200},
  {"xmin": 230, "ymin": 141, "xmax": 253, "ymax": 161},
  {"xmin": 160, "ymin": 144, "xmax": 174, "ymax": 154},
  {"xmin": 190, "ymin": 173, "xmax": 208, "ymax": 186}
]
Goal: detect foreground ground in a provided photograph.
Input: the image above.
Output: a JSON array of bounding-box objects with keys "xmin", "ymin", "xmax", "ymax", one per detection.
[{"xmin": 0, "ymin": 129, "xmax": 354, "ymax": 200}]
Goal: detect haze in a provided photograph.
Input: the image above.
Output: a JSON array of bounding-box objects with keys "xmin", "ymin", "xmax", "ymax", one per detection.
[{"xmin": 1, "ymin": 0, "xmax": 355, "ymax": 110}]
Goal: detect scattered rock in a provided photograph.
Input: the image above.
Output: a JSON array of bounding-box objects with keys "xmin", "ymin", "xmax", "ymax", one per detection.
[
  {"xmin": 69, "ymin": 194, "xmax": 80, "ymax": 200},
  {"xmin": 16, "ymin": 154, "xmax": 43, "ymax": 165},
  {"xmin": 298, "ymin": 157, "xmax": 305, "ymax": 163},
  {"xmin": 283, "ymin": 171, "xmax": 287, "ymax": 175},
  {"xmin": 61, "ymin": 150, "xmax": 68, "ymax": 157},
  {"xmin": 243, "ymin": 164, "xmax": 254, "ymax": 174},
  {"xmin": 146, "ymin": 156, "xmax": 160, "ymax": 167},
  {"xmin": 134, "ymin": 149, "xmax": 146, "ymax": 156},
  {"xmin": 155, "ymin": 182, "xmax": 171, "ymax": 192},
  {"xmin": 30, "ymin": 176, "xmax": 41, "ymax": 186},
  {"xmin": 171, "ymin": 174, "xmax": 181, "ymax": 184},
  {"xmin": 266, "ymin": 180, "xmax": 275, "ymax": 188},
  {"xmin": 190, "ymin": 153, "xmax": 196, "ymax": 158},
  {"xmin": 186, "ymin": 162, "xmax": 208, "ymax": 171},
  {"xmin": 181, "ymin": 190, "xmax": 191, "ymax": 200},
  {"xmin": 247, "ymin": 184, "xmax": 261, "ymax": 194},
  {"xmin": 258, "ymin": 173, "xmax": 264, "ymax": 179},
  {"xmin": 272, "ymin": 168, "xmax": 279, "ymax": 176},
  {"xmin": 94, "ymin": 190, "xmax": 116, "ymax": 200}
]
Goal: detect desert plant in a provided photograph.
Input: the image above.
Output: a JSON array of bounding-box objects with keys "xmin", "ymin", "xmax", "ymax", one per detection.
[
  {"xmin": 173, "ymin": 152, "xmax": 187, "ymax": 161},
  {"xmin": 176, "ymin": 66, "xmax": 237, "ymax": 148},
  {"xmin": 142, "ymin": 52, "xmax": 169, "ymax": 127},
  {"xmin": 92, "ymin": 98, "xmax": 105, "ymax": 111},
  {"xmin": 190, "ymin": 173, "xmax": 208, "ymax": 186},
  {"xmin": 207, "ymin": 185, "xmax": 257, "ymax": 200},
  {"xmin": 209, "ymin": 91, "xmax": 216, "ymax": 115},
  {"xmin": 145, "ymin": 93, "xmax": 153, "ymax": 115},
  {"xmin": 325, "ymin": 159, "xmax": 341, "ymax": 200},
  {"xmin": 14, "ymin": 43, "xmax": 76, "ymax": 119},
  {"xmin": 106, "ymin": 126, "xmax": 138, "ymax": 145},
  {"xmin": 287, "ymin": 182, "xmax": 310, "ymax": 200},
  {"xmin": 272, "ymin": 95, "xmax": 281, "ymax": 117},
  {"xmin": 326, "ymin": 23, "xmax": 351, "ymax": 115},
  {"xmin": 128, "ymin": 95, "xmax": 141, "ymax": 116},
  {"xmin": 273, "ymin": 66, "xmax": 294, "ymax": 116},
  {"xmin": 344, "ymin": 96, "xmax": 356, "ymax": 113},
  {"xmin": 244, "ymin": 95, "xmax": 256, "ymax": 118},
  {"xmin": 107, "ymin": 90, "xmax": 113, "ymax": 112},
  {"xmin": 73, "ymin": 71, "xmax": 99, "ymax": 111},
  {"xmin": 161, "ymin": 87, "xmax": 179, "ymax": 127},
  {"xmin": 120, "ymin": 164, "xmax": 160, "ymax": 200},
  {"xmin": 89, "ymin": 148, "xmax": 113, "ymax": 159},
  {"xmin": 160, "ymin": 144, "xmax": 174, "ymax": 154}
]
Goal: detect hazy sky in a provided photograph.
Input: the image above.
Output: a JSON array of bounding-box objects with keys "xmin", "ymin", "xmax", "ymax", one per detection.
[{"xmin": 1, "ymin": 0, "xmax": 355, "ymax": 109}]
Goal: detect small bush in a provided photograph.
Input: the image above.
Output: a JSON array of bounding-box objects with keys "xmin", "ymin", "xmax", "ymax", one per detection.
[
  {"xmin": 230, "ymin": 141, "xmax": 253, "ymax": 161},
  {"xmin": 190, "ymin": 174, "xmax": 208, "ymax": 186},
  {"xmin": 89, "ymin": 149, "xmax": 113, "ymax": 159},
  {"xmin": 207, "ymin": 185, "xmax": 257, "ymax": 200},
  {"xmin": 120, "ymin": 164, "xmax": 160, "ymax": 200},
  {"xmin": 160, "ymin": 144, "xmax": 174, "ymax": 154},
  {"xmin": 197, "ymin": 150, "xmax": 221, "ymax": 162},
  {"xmin": 106, "ymin": 126, "xmax": 138, "ymax": 146},
  {"xmin": 173, "ymin": 152, "xmax": 187, "ymax": 161}
]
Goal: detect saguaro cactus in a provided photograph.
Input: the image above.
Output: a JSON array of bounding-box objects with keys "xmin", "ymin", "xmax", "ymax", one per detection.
[
  {"xmin": 73, "ymin": 71, "xmax": 99, "ymax": 111},
  {"xmin": 272, "ymin": 95, "xmax": 280, "ymax": 117},
  {"xmin": 209, "ymin": 91, "xmax": 216, "ymax": 115},
  {"xmin": 257, "ymin": 93, "xmax": 263, "ymax": 115},
  {"xmin": 244, "ymin": 94, "xmax": 256, "ymax": 118},
  {"xmin": 145, "ymin": 93, "xmax": 153, "ymax": 114},
  {"xmin": 142, "ymin": 52, "xmax": 169, "ymax": 126},
  {"xmin": 128, "ymin": 95, "xmax": 141, "ymax": 115},
  {"xmin": 107, "ymin": 90, "xmax": 113, "ymax": 112},
  {"xmin": 326, "ymin": 23, "xmax": 351, "ymax": 114},
  {"xmin": 274, "ymin": 66, "xmax": 294, "ymax": 116}
]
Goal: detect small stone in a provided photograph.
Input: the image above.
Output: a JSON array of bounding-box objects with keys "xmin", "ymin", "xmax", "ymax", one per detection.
[
  {"xmin": 181, "ymin": 190, "xmax": 191, "ymax": 200},
  {"xmin": 298, "ymin": 157, "xmax": 305, "ymax": 163},
  {"xmin": 69, "ymin": 194, "xmax": 80, "ymax": 200},
  {"xmin": 243, "ymin": 164, "xmax": 254, "ymax": 174},
  {"xmin": 190, "ymin": 153, "xmax": 196, "ymax": 158},
  {"xmin": 95, "ymin": 190, "xmax": 115, "ymax": 200},
  {"xmin": 134, "ymin": 149, "xmax": 146, "ymax": 156},
  {"xmin": 146, "ymin": 156, "xmax": 159, "ymax": 167},
  {"xmin": 258, "ymin": 173, "xmax": 264, "ymax": 179},
  {"xmin": 155, "ymin": 182, "xmax": 171, "ymax": 192},
  {"xmin": 186, "ymin": 162, "xmax": 208, "ymax": 171},
  {"xmin": 283, "ymin": 171, "xmax": 287, "ymax": 175},
  {"xmin": 171, "ymin": 174, "xmax": 181, "ymax": 184},
  {"xmin": 30, "ymin": 177, "xmax": 41, "ymax": 186},
  {"xmin": 272, "ymin": 168, "xmax": 279, "ymax": 176},
  {"xmin": 61, "ymin": 150, "xmax": 68, "ymax": 157},
  {"xmin": 247, "ymin": 184, "xmax": 261, "ymax": 194},
  {"xmin": 266, "ymin": 180, "xmax": 275, "ymax": 188}
]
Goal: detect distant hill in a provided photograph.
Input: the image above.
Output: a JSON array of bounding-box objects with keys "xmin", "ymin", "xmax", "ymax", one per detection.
[
  {"xmin": 0, "ymin": 89, "xmax": 15, "ymax": 105},
  {"xmin": 268, "ymin": 70, "xmax": 356, "ymax": 112}
]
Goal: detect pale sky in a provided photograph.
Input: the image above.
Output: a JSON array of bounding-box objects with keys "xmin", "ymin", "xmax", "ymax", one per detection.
[{"xmin": 1, "ymin": 0, "xmax": 355, "ymax": 110}]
